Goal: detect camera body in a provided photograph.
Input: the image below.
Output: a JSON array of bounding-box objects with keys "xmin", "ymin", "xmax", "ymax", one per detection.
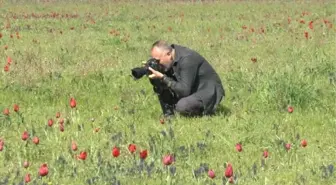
[{"xmin": 131, "ymin": 58, "xmax": 164, "ymax": 79}]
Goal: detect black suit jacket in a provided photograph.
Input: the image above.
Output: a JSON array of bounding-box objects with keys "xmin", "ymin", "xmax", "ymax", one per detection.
[{"xmin": 162, "ymin": 44, "xmax": 225, "ymax": 114}]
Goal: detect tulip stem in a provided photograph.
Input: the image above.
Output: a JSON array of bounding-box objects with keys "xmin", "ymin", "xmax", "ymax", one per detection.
[{"xmin": 17, "ymin": 112, "xmax": 24, "ymax": 125}]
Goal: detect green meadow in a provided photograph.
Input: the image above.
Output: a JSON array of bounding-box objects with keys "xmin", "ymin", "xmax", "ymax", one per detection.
[{"xmin": 0, "ymin": 1, "xmax": 335, "ymax": 184}]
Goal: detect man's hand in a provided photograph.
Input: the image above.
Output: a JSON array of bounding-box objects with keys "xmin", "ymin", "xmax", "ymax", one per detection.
[{"xmin": 148, "ymin": 67, "xmax": 164, "ymax": 79}]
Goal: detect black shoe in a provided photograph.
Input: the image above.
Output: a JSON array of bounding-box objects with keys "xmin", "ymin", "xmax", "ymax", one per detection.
[
  {"xmin": 163, "ymin": 105, "xmax": 175, "ymax": 116},
  {"xmin": 160, "ymin": 103, "xmax": 175, "ymax": 122},
  {"xmin": 159, "ymin": 100, "xmax": 175, "ymax": 116}
]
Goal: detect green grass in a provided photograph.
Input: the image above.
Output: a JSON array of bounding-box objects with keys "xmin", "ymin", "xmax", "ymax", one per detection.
[{"xmin": 0, "ymin": 0, "xmax": 335, "ymax": 184}]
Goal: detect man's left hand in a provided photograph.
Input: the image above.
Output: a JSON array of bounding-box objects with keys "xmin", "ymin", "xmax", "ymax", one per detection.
[{"xmin": 148, "ymin": 67, "xmax": 164, "ymax": 79}]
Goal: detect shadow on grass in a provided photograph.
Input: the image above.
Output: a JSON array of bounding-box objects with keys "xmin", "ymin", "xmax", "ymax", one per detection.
[
  {"xmin": 176, "ymin": 103, "xmax": 231, "ymax": 119},
  {"xmin": 213, "ymin": 103, "xmax": 231, "ymax": 117}
]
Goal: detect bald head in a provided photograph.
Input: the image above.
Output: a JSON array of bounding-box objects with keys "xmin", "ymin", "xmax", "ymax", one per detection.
[
  {"xmin": 150, "ymin": 40, "xmax": 174, "ymax": 71},
  {"xmin": 151, "ymin": 40, "xmax": 173, "ymax": 53}
]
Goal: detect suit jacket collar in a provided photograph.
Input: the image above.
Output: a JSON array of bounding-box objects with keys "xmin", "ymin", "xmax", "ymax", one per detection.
[{"xmin": 171, "ymin": 44, "xmax": 182, "ymax": 66}]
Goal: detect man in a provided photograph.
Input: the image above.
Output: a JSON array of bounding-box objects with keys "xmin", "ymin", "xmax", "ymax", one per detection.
[{"xmin": 147, "ymin": 40, "xmax": 225, "ymax": 117}]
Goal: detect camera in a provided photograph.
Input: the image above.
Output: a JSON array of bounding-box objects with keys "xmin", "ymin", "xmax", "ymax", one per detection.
[{"xmin": 131, "ymin": 58, "xmax": 164, "ymax": 79}]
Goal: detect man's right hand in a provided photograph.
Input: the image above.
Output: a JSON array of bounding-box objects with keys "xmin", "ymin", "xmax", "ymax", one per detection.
[{"xmin": 148, "ymin": 67, "xmax": 164, "ymax": 79}]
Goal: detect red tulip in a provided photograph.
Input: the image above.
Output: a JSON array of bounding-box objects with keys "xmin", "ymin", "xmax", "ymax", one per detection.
[
  {"xmin": 324, "ymin": 19, "xmax": 329, "ymax": 24},
  {"xmin": 3, "ymin": 108, "xmax": 9, "ymax": 115},
  {"xmin": 0, "ymin": 140, "xmax": 3, "ymax": 151},
  {"xmin": 224, "ymin": 163, "xmax": 233, "ymax": 178},
  {"xmin": 77, "ymin": 151, "xmax": 87, "ymax": 160},
  {"xmin": 251, "ymin": 57, "xmax": 257, "ymax": 63},
  {"xmin": 56, "ymin": 112, "xmax": 60, "ymax": 118},
  {"xmin": 140, "ymin": 150, "xmax": 148, "ymax": 159},
  {"xmin": 23, "ymin": 161, "xmax": 29, "ymax": 168},
  {"xmin": 48, "ymin": 119, "xmax": 53, "ymax": 127},
  {"xmin": 285, "ymin": 143, "xmax": 291, "ymax": 151},
  {"xmin": 304, "ymin": 31, "xmax": 309, "ymax": 40},
  {"xmin": 208, "ymin": 169, "xmax": 215, "ymax": 179},
  {"xmin": 301, "ymin": 139, "xmax": 307, "ymax": 147},
  {"xmin": 21, "ymin": 131, "xmax": 29, "ymax": 141},
  {"xmin": 24, "ymin": 173, "xmax": 31, "ymax": 183},
  {"xmin": 4, "ymin": 65, "xmax": 9, "ymax": 72},
  {"xmin": 235, "ymin": 143, "xmax": 242, "ymax": 152},
  {"xmin": 7, "ymin": 56, "xmax": 12, "ymax": 65},
  {"xmin": 260, "ymin": 27, "xmax": 265, "ymax": 33},
  {"xmin": 163, "ymin": 154, "xmax": 174, "ymax": 166},
  {"xmin": 70, "ymin": 97, "xmax": 76, "ymax": 108},
  {"xmin": 112, "ymin": 147, "xmax": 120, "ymax": 157},
  {"xmin": 128, "ymin": 144, "xmax": 136, "ymax": 153},
  {"xmin": 263, "ymin": 150, "xmax": 269, "ymax": 158},
  {"xmin": 13, "ymin": 104, "xmax": 19, "ymax": 112},
  {"xmin": 32, "ymin": 136, "xmax": 39, "ymax": 145},
  {"xmin": 59, "ymin": 118, "xmax": 64, "ymax": 124},
  {"xmin": 59, "ymin": 123, "xmax": 64, "ymax": 132},
  {"xmin": 71, "ymin": 141, "xmax": 77, "ymax": 151},
  {"xmin": 309, "ymin": 21, "xmax": 313, "ymax": 29},
  {"xmin": 39, "ymin": 163, "xmax": 48, "ymax": 176}
]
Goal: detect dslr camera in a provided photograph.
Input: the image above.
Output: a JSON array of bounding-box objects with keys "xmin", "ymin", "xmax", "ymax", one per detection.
[{"xmin": 131, "ymin": 58, "xmax": 164, "ymax": 80}]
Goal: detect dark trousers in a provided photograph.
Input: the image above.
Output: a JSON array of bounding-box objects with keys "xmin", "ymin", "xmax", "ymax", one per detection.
[{"xmin": 150, "ymin": 79, "xmax": 204, "ymax": 117}]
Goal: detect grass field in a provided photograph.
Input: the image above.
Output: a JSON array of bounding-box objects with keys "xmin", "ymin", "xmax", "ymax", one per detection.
[{"xmin": 0, "ymin": 0, "xmax": 335, "ymax": 184}]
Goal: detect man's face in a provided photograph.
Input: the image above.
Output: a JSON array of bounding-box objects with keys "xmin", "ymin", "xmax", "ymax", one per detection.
[{"xmin": 151, "ymin": 47, "xmax": 173, "ymax": 71}]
